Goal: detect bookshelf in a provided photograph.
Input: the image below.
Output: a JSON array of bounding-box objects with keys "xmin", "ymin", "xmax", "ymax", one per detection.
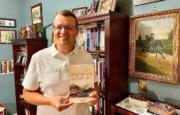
[
  {"xmin": 77, "ymin": 12, "xmax": 129, "ymax": 115},
  {"xmin": 12, "ymin": 39, "xmax": 47, "ymax": 115}
]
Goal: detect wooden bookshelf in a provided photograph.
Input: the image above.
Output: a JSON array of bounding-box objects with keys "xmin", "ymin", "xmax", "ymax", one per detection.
[
  {"xmin": 12, "ymin": 39, "xmax": 47, "ymax": 115},
  {"xmin": 77, "ymin": 12, "xmax": 129, "ymax": 115}
]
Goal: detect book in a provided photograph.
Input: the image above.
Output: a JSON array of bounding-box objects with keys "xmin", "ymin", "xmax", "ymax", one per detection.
[
  {"xmin": 147, "ymin": 102, "xmax": 175, "ymax": 115},
  {"xmin": 69, "ymin": 64, "xmax": 95, "ymax": 103},
  {"xmin": 116, "ymin": 97, "xmax": 150, "ymax": 115}
]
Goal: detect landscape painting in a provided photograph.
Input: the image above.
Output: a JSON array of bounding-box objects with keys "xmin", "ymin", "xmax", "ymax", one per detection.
[
  {"xmin": 135, "ymin": 17, "xmax": 173, "ymax": 76},
  {"xmin": 129, "ymin": 9, "xmax": 180, "ymax": 83}
]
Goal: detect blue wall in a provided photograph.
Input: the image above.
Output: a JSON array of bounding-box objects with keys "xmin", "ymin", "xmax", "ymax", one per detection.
[
  {"xmin": 0, "ymin": 44, "xmax": 16, "ymax": 115},
  {"xmin": 0, "ymin": 0, "xmax": 23, "ymax": 114},
  {"xmin": 0, "ymin": 0, "xmax": 179, "ymax": 114},
  {"xmin": 0, "ymin": 0, "xmax": 92, "ymax": 114},
  {"xmin": 0, "ymin": 0, "xmax": 23, "ymax": 29},
  {"xmin": 129, "ymin": 0, "xmax": 180, "ymax": 106},
  {"xmin": 21, "ymin": 0, "xmax": 92, "ymax": 46}
]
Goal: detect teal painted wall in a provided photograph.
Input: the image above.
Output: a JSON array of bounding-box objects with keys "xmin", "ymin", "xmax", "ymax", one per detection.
[
  {"xmin": 0, "ymin": 0, "xmax": 179, "ymax": 114},
  {"xmin": 0, "ymin": 0, "xmax": 23, "ymax": 114},
  {"xmin": 0, "ymin": 0, "xmax": 23, "ymax": 29},
  {"xmin": 0, "ymin": 45, "xmax": 16, "ymax": 115},
  {"xmin": 21, "ymin": 0, "xmax": 92, "ymax": 46},
  {"xmin": 0, "ymin": 0, "xmax": 92, "ymax": 114},
  {"xmin": 129, "ymin": 0, "xmax": 180, "ymax": 106}
]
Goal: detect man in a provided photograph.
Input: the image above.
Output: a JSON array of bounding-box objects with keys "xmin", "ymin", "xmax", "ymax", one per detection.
[{"xmin": 22, "ymin": 10, "xmax": 98, "ymax": 115}]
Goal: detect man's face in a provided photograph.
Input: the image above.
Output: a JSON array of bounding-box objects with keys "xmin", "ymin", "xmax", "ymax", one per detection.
[{"xmin": 53, "ymin": 14, "xmax": 78, "ymax": 48}]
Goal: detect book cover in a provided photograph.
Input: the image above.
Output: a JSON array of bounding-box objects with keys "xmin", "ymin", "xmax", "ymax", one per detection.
[{"xmin": 69, "ymin": 64, "xmax": 95, "ymax": 103}]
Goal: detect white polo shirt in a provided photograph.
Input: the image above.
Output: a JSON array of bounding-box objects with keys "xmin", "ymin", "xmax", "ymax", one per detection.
[{"xmin": 22, "ymin": 44, "xmax": 96, "ymax": 115}]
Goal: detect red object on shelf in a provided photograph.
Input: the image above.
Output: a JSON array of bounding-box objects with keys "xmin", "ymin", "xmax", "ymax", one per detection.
[{"xmin": 0, "ymin": 104, "xmax": 7, "ymax": 115}]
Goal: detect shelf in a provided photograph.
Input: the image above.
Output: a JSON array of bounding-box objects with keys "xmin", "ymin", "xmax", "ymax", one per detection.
[
  {"xmin": 19, "ymin": 99, "xmax": 36, "ymax": 111},
  {"xmin": 88, "ymin": 51, "xmax": 105, "ymax": 55},
  {"xmin": 12, "ymin": 39, "xmax": 47, "ymax": 45},
  {"xmin": 0, "ymin": 42, "xmax": 12, "ymax": 44},
  {"xmin": 111, "ymin": 105, "xmax": 137, "ymax": 115},
  {"xmin": 13, "ymin": 38, "xmax": 47, "ymax": 115},
  {"xmin": 16, "ymin": 80, "xmax": 23, "ymax": 86},
  {"xmin": 14, "ymin": 63, "xmax": 27, "ymax": 68}
]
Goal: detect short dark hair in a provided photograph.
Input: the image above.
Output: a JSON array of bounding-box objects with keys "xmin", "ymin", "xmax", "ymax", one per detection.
[
  {"xmin": 51, "ymin": 10, "xmax": 78, "ymax": 44},
  {"xmin": 53, "ymin": 10, "xmax": 78, "ymax": 28}
]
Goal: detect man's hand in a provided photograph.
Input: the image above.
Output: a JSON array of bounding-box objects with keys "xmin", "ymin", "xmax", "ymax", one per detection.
[
  {"xmin": 49, "ymin": 96, "xmax": 72, "ymax": 111},
  {"xmin": 88, "ymin": 91, "xmax": 99, "ymax": 105}
]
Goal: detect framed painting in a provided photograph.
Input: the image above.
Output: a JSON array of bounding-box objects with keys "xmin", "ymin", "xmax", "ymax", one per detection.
[
  {"xmin": 72, "ymin": 7, "xmax": 87, "ymax": 17},
  {"xmin": 97, "ymin": 0, "xmax": 116, "ymax": 13},
  {"xmin": 31, "ymin": 3, "xmax": 43, "ymax": 24},
  {"xmin": 133, "ymin": 0, "xmax": 160, "ymax": 6},
  {"xmin": 129, "ymin": 9, "xmax": 180, "ymax": 83},
  {"xmin": 0, "ymin": 30, "xmax": 16, "ymax": 43},
  {"xmin": 0, "ymin": 18, "xmax": 16, "ymax": 28}
]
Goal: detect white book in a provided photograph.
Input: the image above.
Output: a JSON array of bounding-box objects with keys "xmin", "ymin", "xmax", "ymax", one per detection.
[{"xmin": 69, "ymin": 64, "xmax": 95, "ymax": 103}]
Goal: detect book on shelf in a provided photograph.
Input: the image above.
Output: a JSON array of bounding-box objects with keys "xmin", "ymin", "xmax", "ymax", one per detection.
[
  {"xmin": 147, "ymin": 102, "xmax": 176, "ymax": 115},
  {"xmin": 69, "ymin": 64, "xmax": 95, "ymax": 103},
  {"xmin": 76, "ymin": 22, "xmax": 105, "ymax": 52},
  {"xmin": 0, "ymin": 60, "xmax": 14, "ymax": 75}
]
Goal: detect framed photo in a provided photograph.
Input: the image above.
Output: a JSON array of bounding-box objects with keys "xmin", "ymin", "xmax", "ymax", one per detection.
[
  {"xmin": 133, "ymin": 0, "xmax": 160, "ymax": 6},
  {"xmin": 129, "ymin": 9, "xmax": 180, "ymax": 83},
  {"xmin": 97, "ymin": 0, "xmax": 116, "ymax": 13},
  {"xmin": 72, "ymin": 7, "xmax": 87, "ymax": 17},
  {"xmin": 0, "ymin": 30, "xmax": 16, "ymax": 43},
  {"xmin": 31, "ymin": 3, "xmax": 43, "ymax": 24},
  {"xmin": 0, "ymin": 18, "xmax": 16, "ymax": 28}
]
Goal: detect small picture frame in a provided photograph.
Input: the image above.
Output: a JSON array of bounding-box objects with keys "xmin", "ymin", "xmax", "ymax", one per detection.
[
  {"xmin": 0, "ymin": 30, "xmax": 16, "ymax": 43},
  {"xmin": 31, "ymin": 3, "xmax": 43, "ymax": 24},
  {"xmin": 133, "ymin": 0, "xmax": 160, "ymax": 6},
  {"xmin": 0, "ymin": 18, "xmax": 16, "ymax": 28},
  {"xmin": 97, "ymin": 0, "xmax": 116, "ymax": 13},
  {"xmin": 72, "ymin": 7, "xmax": 87, "ymax": 17}
]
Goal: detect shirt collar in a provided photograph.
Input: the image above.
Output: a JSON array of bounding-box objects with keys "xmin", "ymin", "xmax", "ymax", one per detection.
[{"xmin": 49, "ymin": 44, "xmax": 78, "ymax": 57}]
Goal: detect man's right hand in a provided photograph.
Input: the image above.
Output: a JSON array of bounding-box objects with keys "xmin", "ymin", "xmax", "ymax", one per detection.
[{"xmin": 49, "ymin": 96, "xmax": 72, "ymax": 111}]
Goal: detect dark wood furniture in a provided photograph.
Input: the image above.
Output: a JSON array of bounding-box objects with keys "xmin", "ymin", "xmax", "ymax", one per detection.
[
  {"xmin": 12, "ymin": 39, "xmax": 47, "ymax": 115},
  {"xmin": 111, "ymin": 105, "xmax": 137, "ymax": 115},
  {"xmin": 78, "ymin": 12, "xmax": 129, "ymax": 115}
]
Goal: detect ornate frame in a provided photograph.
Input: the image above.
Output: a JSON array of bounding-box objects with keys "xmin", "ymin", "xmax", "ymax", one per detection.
[
  {"xmin": 97, "ymin": 0, "xmax": 116, "ymax": 13},
  {"xmin": 133, "ymin": 0, "xmax": 160, "ymax": 6},
  {"xmin": 129, "ymin": 9, "xmax": 180, "ymax": 83},
  {"xmin": 0, "ymin": 29, "xmax": 16, "ymax": 43},
  {"xmin": 72, "ymin": 7, "xmax": 87, "ymax": 17}
]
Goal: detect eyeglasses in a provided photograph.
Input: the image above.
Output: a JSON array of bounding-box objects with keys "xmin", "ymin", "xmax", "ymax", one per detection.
[{"xmin": 53, "ymin": 25, "xmax": 77, "ymax": 31}]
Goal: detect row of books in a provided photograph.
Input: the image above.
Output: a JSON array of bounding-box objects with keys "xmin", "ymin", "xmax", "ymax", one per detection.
[
  {"xmin": 0, "ymin": 60, "xmax": 14, "ymax": 75},
  {"xmin": 94, "ymin": 58, "xmax": 105, "ymax": 91},
  {"xmin": 76, "ymin": 23, "xmax": 105, "ymax": 51},
  {"xmin": 93, "ymin": 54, "xmax": 105, "ymax": 115}
]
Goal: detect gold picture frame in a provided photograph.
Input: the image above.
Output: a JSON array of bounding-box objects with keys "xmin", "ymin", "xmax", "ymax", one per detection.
[
  {"xmin": 129, "ymin": 9, "xmax": 180, "ymax": 84},
  {"xmin": 97, "ymin": 0, "xmax": 116, "ymax": 13},
  {"xmin": 0, "ymin": 30, "xmax": 16, "ymax": 43},
  {"xmin": 72, "ymin": 7, "xmax": 87, "ymax": 17},
  {"xmin": 31, "ymin": 3, "xmax": 43, "ymax": 24},
  {"xmin": 133, "ymin": 0, "xmax": 160, "ymax": 6}
]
